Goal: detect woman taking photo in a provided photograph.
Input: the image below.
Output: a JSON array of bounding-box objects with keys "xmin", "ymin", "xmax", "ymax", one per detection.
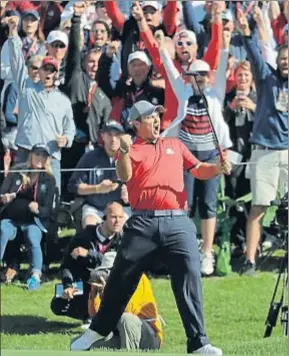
[{"xmin": 0, "ymin": 144, "xmax": 56, "ymax": 290}]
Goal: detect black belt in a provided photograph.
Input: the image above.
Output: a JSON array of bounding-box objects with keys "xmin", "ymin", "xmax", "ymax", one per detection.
[
  {"xmin": 252, "ymin": 144, "xmax": 286, "ymax": 151},
  {"xmin": 132, "ymin": 210, "xmax": 188, "ymax": 217}
]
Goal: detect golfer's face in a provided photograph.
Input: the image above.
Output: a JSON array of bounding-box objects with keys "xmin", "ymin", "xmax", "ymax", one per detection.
[{"xmin": 139, "ymin": 113, "xmax": 161, "ymax": 141}]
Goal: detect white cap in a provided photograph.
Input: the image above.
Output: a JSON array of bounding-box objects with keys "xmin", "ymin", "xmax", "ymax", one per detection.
[
  {"xmin": 221, "ymin": 9, "xmax": 234, "ymax": 22},
  {"xmin": 186, "ymin": 60, "xmax": 211, "ymax": 74},
  {"xmin": 174, "ymin": 29, "xmax": 197, "ymax": 45},
  {"xmin": 128, "ymin": 51, "xmax": 152, "ymax": 66},
  {"xmin": 141, "ymin": 1, "xmax": 162, "ymax": 11},
  {"xmin": 46, "ymin": 30, "xmax": 68, "ymax": 47}
]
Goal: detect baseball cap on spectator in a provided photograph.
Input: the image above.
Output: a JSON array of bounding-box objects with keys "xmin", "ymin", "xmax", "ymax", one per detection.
[
  {"xmin": 22, "ymin": 10, "xmax": 40, "ymax": 21},
  {"xmin": 102, "ymin": 121, "xmax": 125, "ymax": 134},
  {"xmin": 221, "ymin": 9, "xmax": 234, "ymax": 22},
  {"xmin": 31, "ymin": 143, "xmax": 50, "ymax": 156},
  {"xmin": 41, "ymin": 56, "xmax": 60, "ymax": 71},
  {"xmin": 129, "ymin": 101, "xmax": 164, "ymax": 122},
  {"xmin": 174, "ymin": 30, "xmax": 197, "ymax": 46},
  {"xmin": 4, "ymin": 9, "xmax": 21, "ymax": 20},
  {"xmin": 140, "ymin": 1, "xmax": 162, "ymax": 11},
  {"xmin": 128, "ymin": 51, "xmax": 152, "ymax": 67},
  {"xmin": 46, "ymin": 30, "xmax": 68, "ymax": 47},
  {"xmin": 186, "ymin": 60, "xmax": 211, "ymax": 75}
]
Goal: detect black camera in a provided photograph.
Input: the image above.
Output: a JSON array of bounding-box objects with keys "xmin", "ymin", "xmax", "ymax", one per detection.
[{"xmin": 272, "ymin": 193, "xmax": 288, "ymax": 229}]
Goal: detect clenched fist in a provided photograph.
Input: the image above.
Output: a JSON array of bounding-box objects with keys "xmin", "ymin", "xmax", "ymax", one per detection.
[{"xmin": 120, "ymin": 134, "xmax": 133, "ymax": 153}]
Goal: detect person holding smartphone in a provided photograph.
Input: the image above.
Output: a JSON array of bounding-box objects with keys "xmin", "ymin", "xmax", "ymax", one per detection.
[{"xmin": 50, "ymin": 202, "xmax": 125, "ymax": 323}]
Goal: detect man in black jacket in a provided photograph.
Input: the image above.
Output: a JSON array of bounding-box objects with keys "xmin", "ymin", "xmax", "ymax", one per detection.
[
  {"xmin": 68, "ymin": 121, "xmax": 129, "ymax": 229},
  {"xmin": 61, "ymin": 2, "xmax": 112, "ymax": 198},
  {"xmin": 50, "ymin": 202, "xmax": 125, "ymax": 322}
]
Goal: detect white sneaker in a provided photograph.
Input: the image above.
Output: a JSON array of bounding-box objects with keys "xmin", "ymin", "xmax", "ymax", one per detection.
[
  {"xmin": 201, "ymin": 252, "xmax": 214, "ymax": 276},
  {"xmin": 192, "ymin": 344, "xmax": 223, "ymax": 355},
  {"xmin": 70, "ymin": 328, "xmax": 104, "ymax": 351}
]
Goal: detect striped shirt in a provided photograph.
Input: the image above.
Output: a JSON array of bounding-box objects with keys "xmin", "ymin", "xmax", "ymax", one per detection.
[{"xmin": 180, "ymin": 96, "xmax": 215, "ymax": 151}]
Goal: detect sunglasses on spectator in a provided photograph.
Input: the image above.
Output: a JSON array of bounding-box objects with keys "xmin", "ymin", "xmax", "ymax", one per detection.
[
  {"xmin": 176, "ymin": 40, "xmax": 195, "ymax": 47},
  {"xmin": 95, "ymin": 1, "xmax": 104, "ymax": 8},
  {"xmin": 41, "ymin": 64, "xmax": 56, "ymax": 73},
  {"xmin": 185, "ymin": 71, "xmax": 209, "ymax": 77},
  {"xmin": 50, "ymin": 42, "xmax": 66, "ymax": 49},
  {"xmin": 30, "ymin": 65, "xmax": 41, "ymax": 70},
  {"xmin": 143, "ymin": 8, "xmax": 157, "ymax": 15},
  {"xmin": 91, "ymin": 28, "xmax": 107, "ymax": 34}
]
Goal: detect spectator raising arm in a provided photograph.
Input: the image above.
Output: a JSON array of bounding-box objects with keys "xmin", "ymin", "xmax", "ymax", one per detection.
[
  {"xmin": 162, "ymin": 0, "xmax": 178, "ymax": 37},
  {"xmin": 238, "ymin": 11, "xmax": 268, "ymax": 84},
  {"xmin": 7, "ymin": 16, "xmax": 28, "ymax": 93},
  {"xmin": 65, "ymin": 2, "xmax": 86, "ymax": 84},
  {"xmin": 269, "ymin": 0, "xmax": 288, "ymax": 45},
  {"xmin": 104, "ymin": 0, "xmax": 126, "ymax": 34}
]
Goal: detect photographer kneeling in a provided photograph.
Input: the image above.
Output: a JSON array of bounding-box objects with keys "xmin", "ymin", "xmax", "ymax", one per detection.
[
  {"xmin": 88, "ymin": 252, "xmax": 162, "ymax": 351},
  {"xmin": 0, "ymin": 144, "xmax": 56, "ymax": 290},
  {"xmin": 50, "ymin": 202, "xmax": 125, "ymax": 323}
]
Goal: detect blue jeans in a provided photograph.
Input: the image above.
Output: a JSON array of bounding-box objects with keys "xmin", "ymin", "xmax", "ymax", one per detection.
[
  {"xmin": 184, "ymin": 150, "xmax": 221, "ymax": 219},
  {"xmin": 0, "ymin": 219, "xmax": 43, "ymax": 274}
]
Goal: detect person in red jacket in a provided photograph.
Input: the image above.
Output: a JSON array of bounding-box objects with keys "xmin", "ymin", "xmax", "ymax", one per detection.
[
  {"xmin": 6, "ymin": 1, "xmax": 39, "ymax": 13},
  {"xmin": 132, "ymin": 1, "xmax": 222, "ymax": 131},
  {"xmin": 104, "ymin": 0, "xmax": 178, "ymax": 78}
]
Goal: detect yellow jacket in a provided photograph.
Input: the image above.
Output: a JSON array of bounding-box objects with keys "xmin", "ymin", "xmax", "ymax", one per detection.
[{"xmin": 88, "ymin": 274, "xmax": 163, "ymax": 344}]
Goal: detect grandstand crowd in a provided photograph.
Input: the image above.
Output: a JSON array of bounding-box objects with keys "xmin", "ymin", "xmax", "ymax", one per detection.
[{"xmin": 0, "ymin": 0, "xmax": 288, "ymax": 350}]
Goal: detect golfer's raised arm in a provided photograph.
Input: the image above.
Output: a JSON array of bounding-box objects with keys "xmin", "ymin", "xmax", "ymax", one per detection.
[{"xmin": 116, "ymin": 135, "xmax": 133, "ymax": 183}]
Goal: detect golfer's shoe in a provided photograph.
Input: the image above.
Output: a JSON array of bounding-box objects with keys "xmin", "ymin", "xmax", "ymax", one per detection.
[
  {"xmin": 192, "ymin": 344, "xmax": 223, "ymax": 355},
  {"xmin": 70, "ymin": 328, "xmax": 104, "ymax": 351}
]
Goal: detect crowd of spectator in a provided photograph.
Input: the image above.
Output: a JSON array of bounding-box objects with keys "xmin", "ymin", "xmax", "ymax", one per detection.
[{"xmin": 0, "ymin": 0, "xmax": 288, "ymax": 350}]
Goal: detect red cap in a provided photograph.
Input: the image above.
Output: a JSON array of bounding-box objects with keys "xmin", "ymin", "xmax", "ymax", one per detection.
[{"xmin": 41, "ymin": 56, "xmax": 59, "ymax": 71}]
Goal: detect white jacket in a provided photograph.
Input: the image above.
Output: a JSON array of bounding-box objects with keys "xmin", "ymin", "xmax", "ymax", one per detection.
[{"xmin": 160, "ymin": 48, "xmax": 232, "ymax": 151}]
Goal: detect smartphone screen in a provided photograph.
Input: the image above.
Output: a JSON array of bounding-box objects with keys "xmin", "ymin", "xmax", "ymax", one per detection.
[{"xmin": 55, "ymin": 281, "xmax": 84, "ymax": 298}]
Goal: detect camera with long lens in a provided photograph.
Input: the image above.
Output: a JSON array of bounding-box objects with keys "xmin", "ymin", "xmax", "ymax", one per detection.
[
  {"xmin": 273, "ymin": 192, "xmax": 288, "ymax": 229},
  {"xmin": 264, "ymin": 193, "xmax": 288, "ymax": 338}
]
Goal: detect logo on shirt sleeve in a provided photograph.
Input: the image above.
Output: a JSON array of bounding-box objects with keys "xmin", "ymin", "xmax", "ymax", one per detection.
[{"xmin": 165, "ymin": 148, "xmax": 175, "ymax": 155}]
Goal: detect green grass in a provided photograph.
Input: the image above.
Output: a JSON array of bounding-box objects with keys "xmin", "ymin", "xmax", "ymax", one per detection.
[{"xmin": 1, "ymin": 270, "xmax": 288, "ymax": 355}]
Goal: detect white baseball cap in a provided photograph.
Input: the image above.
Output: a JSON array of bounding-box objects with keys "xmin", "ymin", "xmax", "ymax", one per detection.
[
  {"xmin": 186, "ymin": 60, "xmax": 211, "ymax": 74},
  {"xmin": 174, "ymin": 30, "xmax": 197, "ymax": 45},
  {"xmin": 46, "ymin": 30, "xmax": 68, "ymax": 47},
  {"xmin": 128, "ymin": 51, "xmax": 152, "ymax": 66},
  {"xmin": 141, "ymin": 1, "xmax": 162, "ymax": 11}
]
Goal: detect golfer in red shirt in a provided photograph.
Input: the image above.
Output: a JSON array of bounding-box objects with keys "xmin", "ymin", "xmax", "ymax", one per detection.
[{"xmin": 71, "ymin": 101, "xmax": 231, "ymax": 355}]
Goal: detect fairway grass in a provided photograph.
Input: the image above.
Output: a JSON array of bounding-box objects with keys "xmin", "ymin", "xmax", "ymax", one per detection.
[{"xmin": 1, "ymin": 271, "xmax": 288, "ymax": 355}]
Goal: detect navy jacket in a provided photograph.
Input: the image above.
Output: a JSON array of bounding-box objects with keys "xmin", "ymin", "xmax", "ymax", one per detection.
[{"xmin": 243, "ymin": 34, "xmax": 288, "ymax": 149}]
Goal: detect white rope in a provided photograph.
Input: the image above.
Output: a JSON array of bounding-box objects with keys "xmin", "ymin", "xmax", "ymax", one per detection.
[{"xmin": 0, "ymin": 162, "xmax": 288, "ymax": 175}]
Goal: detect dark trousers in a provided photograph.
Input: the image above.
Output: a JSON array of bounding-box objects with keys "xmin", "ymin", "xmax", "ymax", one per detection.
[
  {"xmin": 90, "ymin": 215, "xmax": 209, "ymax": 352},
  {"xmin": 50, "ymin": 292, "xmax": 89, "ymax": 321}
]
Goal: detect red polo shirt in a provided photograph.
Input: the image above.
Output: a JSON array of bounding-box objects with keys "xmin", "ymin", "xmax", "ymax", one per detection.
[{"xmin": 126, "ymin": 138, "xmax": 200, "ymax": 210}]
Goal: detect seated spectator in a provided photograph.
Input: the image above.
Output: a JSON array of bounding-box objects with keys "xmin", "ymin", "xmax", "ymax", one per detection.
[
  {"xmin": 50, "ymin": 202, "xmax": 125, "ymax": 322},
  {"xmin": 109, "ymin": 51, "xmax": 164, "ymax": 131},
  {"xmin": 68, "ymin": 121, "xmax": 129, "ymax": 228},
  {"xmin": 61, "ymin": 2, "xmax": 112, "ymax": 196},
  {"xmin": 88, "ymin": 253, "xmax": 162, "ymax": 351},
  {"xmin": 6, "ymin": 15, "xmax": 75, "ymax": 191},
  {"xmin": 0, "ymin": 144, "xmax": 56, "ymax": 289},
  {"xmin": 160, "ymin": 35, "xmax": 232, "ymax": 276}
]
